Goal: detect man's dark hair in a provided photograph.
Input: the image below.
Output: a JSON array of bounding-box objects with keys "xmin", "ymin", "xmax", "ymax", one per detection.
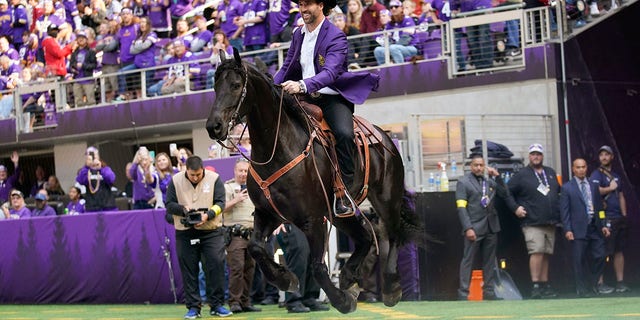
[
  {"xmin": 469, "ymin": 152, "xmax": 484, "ymax": 160},
  {"xmin": 186, "ymin": 155, "xmax": 204, "ymax": 171}
]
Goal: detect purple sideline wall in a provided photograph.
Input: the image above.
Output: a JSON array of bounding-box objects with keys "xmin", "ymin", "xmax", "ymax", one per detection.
[{"xmin": 0, "ymin": 208, "xmax": 419, "ymax": 303}]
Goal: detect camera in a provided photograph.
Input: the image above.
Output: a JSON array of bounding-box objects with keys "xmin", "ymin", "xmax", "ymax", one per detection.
[
  {"xmin": 180, "ymin": 208, "xmax": 206, "ymax": 227},
  {"xmin": 240, "ymin": 184, "xmax": 247, "ymax": 191}
]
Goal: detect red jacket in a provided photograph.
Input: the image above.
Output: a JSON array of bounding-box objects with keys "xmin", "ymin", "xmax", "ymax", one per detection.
[
  {"xmin": 360, "ymin": 2, "xmax": 386, "ymax": 34},
  {"xmin": 42, "ymin": 36, "xmax": 73, "ymax": 77}
]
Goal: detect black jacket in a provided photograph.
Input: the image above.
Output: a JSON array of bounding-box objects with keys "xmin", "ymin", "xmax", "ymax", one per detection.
[{"xmin": 508, "ymin": 165, "xmax": 561, "ymax": 226}]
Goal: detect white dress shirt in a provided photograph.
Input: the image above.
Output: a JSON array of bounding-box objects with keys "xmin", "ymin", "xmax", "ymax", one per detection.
[{"xmin": 300, "ymin": 17, "xmax": 339, "ymax": 95}]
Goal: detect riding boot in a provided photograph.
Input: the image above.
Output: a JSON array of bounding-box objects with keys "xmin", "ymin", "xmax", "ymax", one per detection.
[{"xmin": 335, "ymin": 144, "xmax": 355, "ymax": 216}]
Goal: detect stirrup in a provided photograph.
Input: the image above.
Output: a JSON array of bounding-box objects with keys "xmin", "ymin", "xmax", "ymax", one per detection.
[{"xmin": 333, "ymin": 191, "xmax": 359, "ymax": 217}]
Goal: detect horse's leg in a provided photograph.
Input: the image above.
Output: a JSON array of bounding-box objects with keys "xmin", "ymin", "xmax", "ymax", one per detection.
[
  {"xmin": 333, "ymin": 216, "xmax": 374, "ymax": 292},
  {"xmin": 248, "ymin": 209, "xmax": 299, "ymax": 293},
  {"xmin": 304, "ymin": 219, "xmax": 359, "ymax": 314}
]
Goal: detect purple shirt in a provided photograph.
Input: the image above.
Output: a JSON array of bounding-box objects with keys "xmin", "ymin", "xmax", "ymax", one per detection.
[
  {"xmin": 118, "ymin": 23, "xmax": 139, "ymax": 64},
  {"xmin": 9, "ymin": 206, "xmax": 31, "ymax": 219},
  {"xmin": 0, "ymin": 166, "xmax": 19, "ymax": 202},
  {"xmin": 385, "ymin": 16, "xmax": 418, "ymax": 46},
  {"xmin": 190, "ymin": 30, "xmax": 212, "ymax": 52},
  {"xmin": 63, "ymin": 0, "xmax": 79, "ymax": 28},
  {"xmin": 2, "ymin": 47, "xmax": 20, "ymax": 61},
  {"xmin": 128, "ymin": 162, "xmax": 157, "ymax": 202},
  {"xmin": 11, "ymin": 4, "xmax": 29, "ymax": 43},
  {"xmin": 66, "ymin": 200, "xmax": 86, "ymax": 214},
  {"xmin": 268, "ymin": 0, "xmax": 294, "ymax": 36},
  {"xmin": 0, "ymin": 8, "xmax": 11, "ymax": 38},
  {"xmin": 170, "ymin": 0, "xmax": 191, "ymax": 17},
  {"xmin": 158, "ymin": 169, "xmax": 176, "ymax": 202},
  {"xmin": 242, "ymin": 0, "xmax": 269, "ymax": 46},
  {"xmin": 19, "ymin": 45, "xmax": 38, "ymax": 66},
  {"xmin": 146, "ymin": 0, "xmax": 171, "ymax": 32},
  {"xmin": 133, "ymin": 32, "xmax": 158, "ymax": 68},
  {"xmin": 166, "ymin": 51, "xmax": 199, "ymax": 77},
  {"xmin": 32, "ymin": 204, "xmax": 57, "ymax": 217},
  {"xmin": 217, "ymin": 0, "xmax": 243, "ymax": 38},
  {"xmin": 96, "ymin": 34, "xmax": 119, "ymax": 65}
]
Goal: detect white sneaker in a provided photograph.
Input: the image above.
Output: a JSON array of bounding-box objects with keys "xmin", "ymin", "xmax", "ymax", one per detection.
[
  {"xmin": 590, "ymin": 2, "xmax": 601, "ymax": 15},
  {"xmin": 610, "ymin": 0, "xmax": 618, "ymax": 10}
]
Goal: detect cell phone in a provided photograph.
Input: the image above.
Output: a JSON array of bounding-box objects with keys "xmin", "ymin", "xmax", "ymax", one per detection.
[
  {"xmin": 169, "ymin": 143, "xmax": 177, "ymax": 154},
  {"xmin": 240, "ymin": 184, "xmax": 247, "ymax": 191}
]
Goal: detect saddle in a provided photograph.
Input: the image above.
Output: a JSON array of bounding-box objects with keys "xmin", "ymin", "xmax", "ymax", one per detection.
[{"xmin": 298, "ymin": 99, "xmax": 385, "ymax": 205}]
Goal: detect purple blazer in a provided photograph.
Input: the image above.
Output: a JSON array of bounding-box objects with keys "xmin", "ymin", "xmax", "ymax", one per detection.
[{"xmin": 274, "ymin": 19, "xmax": 379, "ymax": 105}]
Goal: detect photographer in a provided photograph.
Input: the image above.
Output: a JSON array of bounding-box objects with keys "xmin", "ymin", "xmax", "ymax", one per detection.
[
  {"xmin": 165, "ymin": 156, "xmax": 232, "ymax": 319},
  {"xmin": 223, "ymin": 158, "xmax": 260, "ymax": 313}
]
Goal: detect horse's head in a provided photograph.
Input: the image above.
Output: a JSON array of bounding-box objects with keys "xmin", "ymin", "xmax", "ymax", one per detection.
[{"xmin": 206, "ymin": 48, "xmax": 248, "ymax": 141}]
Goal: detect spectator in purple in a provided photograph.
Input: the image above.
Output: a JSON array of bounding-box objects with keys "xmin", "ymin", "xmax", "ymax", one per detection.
[
  {"xmin": 128, "ymin": 16, "xmax": 158, "ymax": 87},
  {"xmin": 1, "ymin": 189, "xmax": 30, "ymax": 219},
  {"xmin": 0, "ymin": 151, "xmax": 19, "ymax": 203},
  {"xmin": 75, "ymin": 146, "xmax": 117, "ymax": 212},
  {"xmin": 264, "ymin": 0, "xmax": 296, "ymax": 66},
  {"xmin": 0, "ymin": 55, "xmax": 20, "ymax": 79},
  {"xmin": 190, "ymin": 15, "xmax": 212, "ymax": 53},
  {"xmin": 69, "ymin": 30, "xmax": 97, "ymax": 107},
  {"xmin": 452, "ymin": 0, "xmax": 493, "ymax": 69},
  {"xmin": 32, "ymin": 190, "xmax": 57, "ymax": 217},
  {"xmin": 62, "ymin": 0, "xmax": 81, "ymax": 29},
  {"xmin": 146, "ymin": 0, "xmax": 171, "ymax": 38},
  {"xmin": 0, "ymin": 0, "xmax": 10, "ymax": 39},
  {"xmin": 113, "ymin": 8, "xmax": 139, "ymax": 102},
  {"xmin": 130, "ymin": 0, "xmax": 147, "ymax": 17},
  {"xmin": 169, "ymin": 0, "xmax": 191, "ymax": 37},
  {"xmin": 236, "ymin": 0, "xmax": 268, "ymax": 58},
  {"xmin": 19, "ymin": 33, "xmax": 39, "ymax": 67},
  {"xmin": 155, "ymin": 151, "xmax": 175, "ymax": 203},
  {"xmin": 173, "ymin": 18, "xmax": 193, "ymax": 46},
  {"xmin": 373, "ymin": 3, "xmax": 418, "ymax": 65},
  {"xmin": 0, "ymin": 36, "xmax": 18, "ymax": 60},
  {"xmin": 205, "ymin": 29, "xmax": 233, "ymax": 89},
  {"xmin": 10, "ymin": 0, "xmax": 28, "ymax": 50},
  {"xmin": 35, "ymin": 0, "xmax": 66, "ymax": 40},
  {"xmin": 104, "ymin": 0, "xmax": 122, "ymax": 18},
  {"xmin": 66, "ymin": 186, "xmax": 86, "ymax": 214},
  {"xmin": 94, "ymin": 20, "xmax": 119, "ymax": 102},
  {"xmin": 331, "ymin": 13, "xmax": 364, "ymax": 68},
  {"xmin": 213, "ymin": 0, "xmax": 244, "ymax": 52},
  {"xmin": 129, "ymin": 146, "xmax": 158, "ymax": 210},
  {"xmin": 147, "ymin": 39, "xmax": 199, "ymax": 96}
]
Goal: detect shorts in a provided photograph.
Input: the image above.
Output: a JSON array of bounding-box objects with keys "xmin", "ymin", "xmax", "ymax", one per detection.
[
  {"xmin": 522, "ymin": 225, "xmax": 556, "ymax": 255},
  {"xmin": 605, "ymin": 217, "xmax": 628, "ymax": 255}
]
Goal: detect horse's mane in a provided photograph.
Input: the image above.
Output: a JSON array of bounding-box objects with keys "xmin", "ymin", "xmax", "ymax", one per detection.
[{"xmin": 215, "ymin": 59, "xmax": 310, "ymax": 129}]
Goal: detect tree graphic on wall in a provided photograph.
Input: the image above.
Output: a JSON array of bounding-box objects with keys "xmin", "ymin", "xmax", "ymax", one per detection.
[
  {"xmin": 117, "ymin": 237, "xmax": 136, "ymax": 302},
  {"xmin": 137, "ymin": 224, "xmax": 154, "ymax": 302},
  {"xmin": 43, "ymin": 217, "xmax": 78, "ymax": 302},
  {"xmin": 12, "ymin": 222, "xmax": 43, "ymax": 302}
]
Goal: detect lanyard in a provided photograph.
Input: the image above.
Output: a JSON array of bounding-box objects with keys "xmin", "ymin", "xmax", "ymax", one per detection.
[{"xmin": 534, "ymin": 169, "xmax": 549, "ymax": 187}]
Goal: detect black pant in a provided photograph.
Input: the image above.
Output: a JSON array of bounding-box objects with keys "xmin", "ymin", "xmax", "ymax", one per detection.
[
  {"xmin": 176, "ymin": 228, "xmax": 226, "ymax": 310},
  {"xmin": 309, "ymin": 94, "xmax": 356, "ymax": 188},
  {"xmin": 571, "ymin": 224, "xmax": 606, "ymax": 294},
  {"xmin": 276, "ymin": 224, "xmax": 321, "ymax": 307}
]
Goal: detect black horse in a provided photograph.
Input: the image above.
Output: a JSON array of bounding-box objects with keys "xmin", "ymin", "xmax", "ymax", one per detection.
[{"xmin": 206, "ymin": 52, "xmax": 423, "ymax": 314}]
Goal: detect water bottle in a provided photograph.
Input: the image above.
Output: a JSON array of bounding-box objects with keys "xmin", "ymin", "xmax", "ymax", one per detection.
[
  {"xmin": 435, "ymin": 173, "xmax": 441, "ymax": 191},
  {"xmin": 441, "ymin": 165, "xmax": 449, "ymax": 192},
  {"xmin": 505, "ymin": 171, "xmax": 511, "ymax": 184},
  {"xmin": 451, "ymin": 159, "xmax": 457, "ymax": 176},
  {"xmin": 428, "ymin": 172, "xmax": 435, "ymax": 192}
]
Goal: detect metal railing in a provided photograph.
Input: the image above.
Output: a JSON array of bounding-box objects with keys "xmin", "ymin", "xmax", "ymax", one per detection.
[{"xmin": 2, "ymin": 5, "xmax": 553, "ymax": 135}]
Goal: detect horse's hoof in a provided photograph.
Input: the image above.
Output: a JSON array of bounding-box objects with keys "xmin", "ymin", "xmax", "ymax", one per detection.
[
  {"xmin": 382, "ymin": 289, "xmax": 402, "ymax": 307},
  {"xmin": 286, "ymin": 274, "xmax": 300, "ymax": 292},
  {"xmin": 331, "ymin": 284, "xmax": 359, "ymax": 314}
]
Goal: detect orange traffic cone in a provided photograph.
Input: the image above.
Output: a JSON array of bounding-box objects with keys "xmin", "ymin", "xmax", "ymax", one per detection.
[{"xmin": 468, "ymin": 270, "xmax": 483, "ymax": 301}]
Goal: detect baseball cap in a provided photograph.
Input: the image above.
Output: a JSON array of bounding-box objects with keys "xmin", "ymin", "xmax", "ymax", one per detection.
[
  {"xmin": 10, "ymin": 190, "xmax": 23, "ymax": 198},
  {"xmin": 47, "ymin": 24, "xmax": 60, "ymax": 32},
  {"xmin": 77, "ymin": 30, "xmax": 87, "ymax": 38},
  {"xmin": 173, "ymin": 39, "xmax": 186, "ymax": 47},
  {"xmin": 35, "ymin": 193, "xmax": 47, "ymax": 201},
  {"xmin": 0, "ymin": 0, "xmax": 8, "ymax": 6},
  {"xmin": 121, "ymin": 8, "xmax": 132, "ymax": 15},
  {"xmin": 599, "ymin": 145, "xmax": 614, "ymax": 154},
  {"xmin": 528, "ymin": 143, "xmax": 544, "ymax": 154},
  {"xmin": 389, "ymin": 0, "xmax": 402, "ymax": 7},
  {"xmin": 0, "ymin": 165, "xmax": 6, "ymax": 172}
]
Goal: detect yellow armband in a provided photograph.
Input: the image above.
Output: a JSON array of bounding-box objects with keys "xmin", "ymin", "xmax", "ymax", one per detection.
[
  {"xmin": 210, "ymin": 205, "xmax": 222, "ymax": 216},
  {"xmin": 598, "ymin": 211, "xmax": 605, "ymax": 219},
  {"xmin": 456, "ymin": 200, "xmax": 468, "ymax": 208}
]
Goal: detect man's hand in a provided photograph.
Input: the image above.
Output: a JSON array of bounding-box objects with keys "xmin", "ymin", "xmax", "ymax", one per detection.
[
  {"xmin": 273, "ymin": 224, "xmax": 287, "ymax": 236},
  {"xmin": 465, "ymin": 228, "xmax": 476, "ymax": 241},
  {"xmin": 487, "ymin": 167, "xmax": 499, "ymax": 177},
  {"xmin": 515, "ymin": 206, "xmax": 527, "ymax": 218},
  {"xmin": 608, "ymin": 180, "xmax": 618, "ymax": 192},
  {"xmin": 282, "ymin": 80, "xmax": 302, "ymax": 95},
  {"xmin": 10, "ymin": 151, "xmax": 18, "ymax": 165},
  {"xmin": 195, "ymin": 211, "xmax": 209, "ymax": 227},
  {"xmin": 565, "ymin": 231, "xmax": 574, "ymax": 241},
  {"xmin": 602, "ymin": 227, "xmax": 611, "ymax": 237}
]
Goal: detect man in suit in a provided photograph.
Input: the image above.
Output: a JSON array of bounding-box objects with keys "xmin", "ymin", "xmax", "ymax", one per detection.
[
  {"xmin": 560, "ymin": 158, "xmax": 611, "ymax": 297},
  {"xmin": 274, "ymin": 0, "xmax": 379, "ymax": 216},
  {"xmin": 456, "ymin": 154, "xmax": 518, "ymax": 300}
]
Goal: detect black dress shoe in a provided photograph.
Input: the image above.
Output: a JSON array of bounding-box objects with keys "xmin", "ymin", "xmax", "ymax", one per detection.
[
  {"xmin": 242, "ymin": 305, "xmax": 262, "ymax": 312},
  {"xmin": 229, "ymin": 304, "xmax": 243, "ymax": 313},
  {"xmin": 287, "ymin": 304, "xmax": 310, "ymax": 313},
  {"xmin": 305, "ymin": 303, "xmax": 330, "ymax": 311},
  {"xmin": 259, "ymin": 297, "xmax": 278, "ymax": 305}
]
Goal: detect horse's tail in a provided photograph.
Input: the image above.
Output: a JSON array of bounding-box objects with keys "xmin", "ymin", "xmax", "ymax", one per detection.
[{"xmin": 396, "ymin": 188, "xmax": 437, "ymax": 248}]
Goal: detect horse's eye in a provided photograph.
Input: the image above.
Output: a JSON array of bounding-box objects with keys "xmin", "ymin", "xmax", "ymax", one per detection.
[{"xmin": 232, "ymin": 82, "xmax": 242, "ymax": 90}]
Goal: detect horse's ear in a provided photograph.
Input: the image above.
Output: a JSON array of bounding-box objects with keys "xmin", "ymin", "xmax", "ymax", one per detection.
[
  {"xmin": 233, "ymin": 47, "xmax": 241, "ymax": 65},
  {"xmin": 219, "ymin": 50, "xmax": 227, "ymax": 62}
]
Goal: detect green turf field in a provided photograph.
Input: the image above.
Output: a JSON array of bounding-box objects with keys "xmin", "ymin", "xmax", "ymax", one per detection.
[{"xmin": 2, "ymin": 297, "xmax": 640, "ymax": 320}]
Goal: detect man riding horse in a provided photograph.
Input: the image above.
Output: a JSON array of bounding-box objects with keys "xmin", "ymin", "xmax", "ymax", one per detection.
[{"xmin": 275, "ymin": 0, "xmax": 379, "ymax": 216}]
